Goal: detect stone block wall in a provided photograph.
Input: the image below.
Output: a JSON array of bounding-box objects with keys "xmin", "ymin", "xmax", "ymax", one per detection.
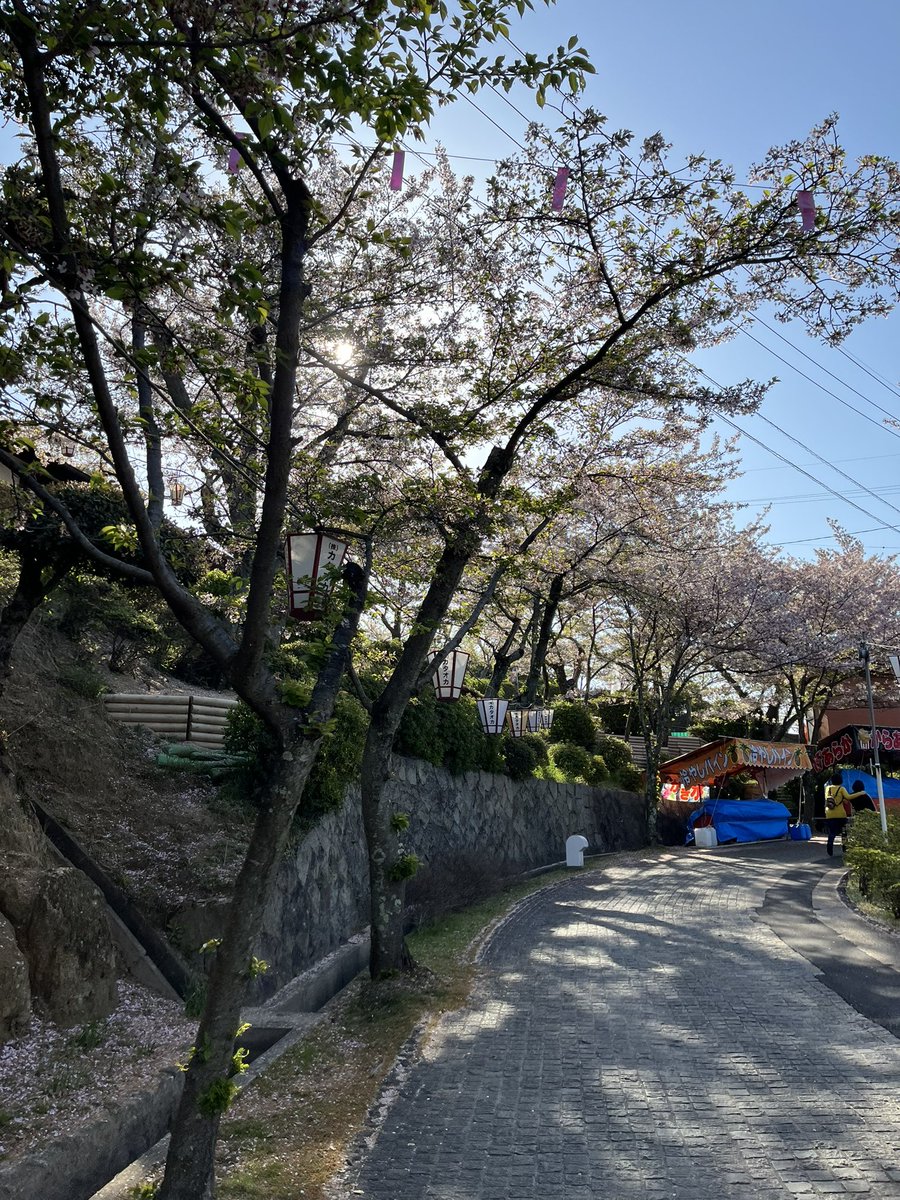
[{"xmin": 247, "ymin": 757, "xmax": 644, "ymax": 999}]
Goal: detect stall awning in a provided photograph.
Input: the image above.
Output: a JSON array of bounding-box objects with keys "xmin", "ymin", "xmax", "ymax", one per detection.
[
  {"xmin": 811, "ymin": 724, "xmax": 900, "ymax": 774},
  {"xmin": 660, "ymin": 737, "xmax": 812, "ymax": 791}
]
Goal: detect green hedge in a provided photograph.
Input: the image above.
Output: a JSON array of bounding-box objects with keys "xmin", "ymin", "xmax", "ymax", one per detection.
[
  {"xmin": 844, "ymin": 846, "xmax": 900, "ymax": 916},
  {"xmin": 845, "ymin": 808, "xmax": 900, "ymax": 853}
]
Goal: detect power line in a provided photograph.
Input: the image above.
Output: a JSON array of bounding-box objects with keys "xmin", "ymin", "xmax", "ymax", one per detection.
[
  {"xmin": 834, "ymin": 345, "xmax": 900, "ymax": 402},
  {"xmin": 746, "ymin": 313, "xmax": 900, "ymax": 423},
  {"xmin": 731, "ymin": 322, "xmax": 900, "ymax": 440}
]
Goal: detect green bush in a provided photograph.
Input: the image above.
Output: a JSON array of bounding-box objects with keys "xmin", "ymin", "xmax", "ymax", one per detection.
[
  {"xmin": 57, "ymin": 662, "xmax": 106, "ymax": 699},
  {"xmin": 222, "ymin": 692, "xmax": 369, "ymax": 823},
  {"xmin": 594, "ymin": 734, "xmax": 633, "ymax": 777},
  {"xmin": 303, "ymin": 692, "xmax": 368, "ymax": 818},
  {"xmin": 519, "ymin": 732, "xmax": 548, "ymax": 766},
  {"xmin": 845, "ymin": 846, "xmax": 900, "ymax": 903},
  {"xmin": 846, "ymin": 809, "xmax": 900, "ymax": 854},
  {"xmin": 583, "ymin": 754, "xmax": 609, "ymax": 787},
  {"xmin": 503, "ymin": 736, "xmax": 542, "ymax": 781},
  {"xmin": 551, "ymin": 742, "xmax": 592, "ymax": 781},
  {"xmin": 394, "ymin": 694, "xmax": 497, "ymax": 776},
  {"xmin": 547, "ymin": 702, "xmax": 597, "ymax": 750},
  {"xmin": 615, "ymin": 763, "xmax": 644, "ymax": 793}
]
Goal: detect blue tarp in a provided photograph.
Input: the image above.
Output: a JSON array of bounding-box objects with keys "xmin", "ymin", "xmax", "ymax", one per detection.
[
  {"xmin": 686, "ymin": 799, "xmax": 791, "ymax": 845},
  {"xmin": 839, "ymin": 769, "xmax": 900, "ymax": 800}
]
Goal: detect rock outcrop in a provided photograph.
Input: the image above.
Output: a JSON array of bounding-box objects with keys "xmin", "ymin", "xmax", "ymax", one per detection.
[{"xmin": 0, "ymin": 761, "xmax": 116, "ymax": 1040}]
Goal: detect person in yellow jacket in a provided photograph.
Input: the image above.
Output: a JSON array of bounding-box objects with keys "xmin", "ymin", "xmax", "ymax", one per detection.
[{"xmin": 823, "ymin": 773, "xmax": 869, "ymax": 856}]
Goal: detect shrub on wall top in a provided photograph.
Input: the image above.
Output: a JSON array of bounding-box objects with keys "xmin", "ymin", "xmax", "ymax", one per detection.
[
  {"xmin": 594, "ymin": 734, "xmax": 633, "ymax": 777},
  {"xmin": 547, "ymin": 702, "xmax": 597, "ymax": 751}
]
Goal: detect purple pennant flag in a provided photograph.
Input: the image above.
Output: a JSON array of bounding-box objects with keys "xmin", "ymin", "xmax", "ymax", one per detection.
[
  {"xmin": 551, "ymin": 167, "xmax": 570, "ymax": 213},
  {"xmin": 389, "ymin": 150, "xmax": 405, "ymax": 191},
  {"xmin": 227, "ymin": 132, "xmax": 246, "ymax": 175},
  {"xmin": 796, "ymin": 190, "xmax": 816, "ymax": 231}
]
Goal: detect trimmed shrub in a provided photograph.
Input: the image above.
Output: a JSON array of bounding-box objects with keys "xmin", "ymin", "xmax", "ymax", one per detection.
[
  {"xmin": 615, "ymin": 763, "xmax": 644, "ymax": 794},
  {"xmin": 583, "ymin": 754, "xmax": 609, "ymax": 787},
  {"xmin": 503, "ymin": 736, "xmax": 542, "ymax": 781},
  {"xmin": 594, "ymin": 734, "xmax": 633, "ymax": 777},
  {"xmin": 547, "ymin": 702, "xmax": 597, "ymax": 750},
  {"xmin": 394, "ymin": 694, "xmax": 491, "ymax": 776},
  {"xmin": 551, "ymin": 742, "xmax": 592, "ymax": 781},
  {"xmin": 519, "ymin": 732, "xmax": 549, "ymax": 766}
]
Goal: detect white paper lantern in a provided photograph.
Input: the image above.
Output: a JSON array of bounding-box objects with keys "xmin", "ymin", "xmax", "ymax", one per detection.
[
  {"xmin": 476, "ymin": 697, "xmax": 509, "ymax": 735},
  {"xmin": 541, "ymin": 708, "xmax": 555, "ymax": 730},
  {"xmin": 526, "ymin": 709, "xmax": 543, "ymax": 733},
  {"xmin": 432, "ymin": 649, "xmax": 469, "ymax": 701},
  {"xmin": 285, "ymin": 532, "xmax": 348, "ymax": 621},
  {"xmin": 506, "ymin": 708, "xmax": 530, "ymax": 738}
]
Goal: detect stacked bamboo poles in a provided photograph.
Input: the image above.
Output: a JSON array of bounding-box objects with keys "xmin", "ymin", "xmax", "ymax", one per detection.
[{"xmin": 102, "ymin": 693, "xmax": 238, "ymax": 750}]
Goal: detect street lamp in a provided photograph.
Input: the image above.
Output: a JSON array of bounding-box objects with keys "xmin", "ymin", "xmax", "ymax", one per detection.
[
  {"xmin": 859, "ymin": 641, "xmax": 888, "ymax": 836},
  {"xmin": 285, "ymin": 532, "xmax": 348, "ymax": 621}
]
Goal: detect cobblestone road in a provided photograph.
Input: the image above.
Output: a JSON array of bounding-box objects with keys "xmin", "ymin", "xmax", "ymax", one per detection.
[{"xmin": 346, "ymin": 845, "xmax": 900, "ymax": 1199}]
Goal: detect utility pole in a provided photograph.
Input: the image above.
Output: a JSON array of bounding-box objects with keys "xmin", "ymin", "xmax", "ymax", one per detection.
[{"xmin": 859, "ymin": 641, "xmax": 888, "ymax": 836}]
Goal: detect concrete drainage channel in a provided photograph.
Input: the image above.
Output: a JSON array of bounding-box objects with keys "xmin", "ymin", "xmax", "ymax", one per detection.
[{"xmin": 0, "ymin": 934, "xmax": 370, "ymax": 1200}]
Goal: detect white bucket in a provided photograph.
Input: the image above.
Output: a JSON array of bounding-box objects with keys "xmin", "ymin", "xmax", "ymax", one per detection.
[{"xmin": 694, "ymin": 826, "xmax": 718, "ymax": 849}]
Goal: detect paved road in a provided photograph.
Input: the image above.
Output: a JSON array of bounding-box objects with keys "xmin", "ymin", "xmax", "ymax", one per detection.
[{"xmin": 346, "ymin": 842, "xmax": 900, "ymax": 1199}]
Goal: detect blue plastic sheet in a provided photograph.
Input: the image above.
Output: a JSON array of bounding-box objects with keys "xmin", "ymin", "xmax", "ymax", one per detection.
[
  {"xmin": 687, "ymin": 799, "xmax": 791, "ymax": 845},
  {"xmin": 838, "ymin": 769, "xmax": 900, "ymax": 800}
]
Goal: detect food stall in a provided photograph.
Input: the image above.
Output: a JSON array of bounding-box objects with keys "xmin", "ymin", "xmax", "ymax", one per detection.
[
  {"xmin": 811, "ymin": 725, "xmax": 900, "ymax": 809},
  {"xmin": 660, "ymin": 737, "xmax": 812, "ymax": 845}
]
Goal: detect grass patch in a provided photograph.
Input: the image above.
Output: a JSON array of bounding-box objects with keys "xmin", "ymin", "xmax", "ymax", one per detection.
[
  {"xmin": 213, "ymin": 866, "xmax": 576, "ymax": 1199},
  {"xmin": 845, "ymin": 874, "xmax": 900, "ymax": 933}
]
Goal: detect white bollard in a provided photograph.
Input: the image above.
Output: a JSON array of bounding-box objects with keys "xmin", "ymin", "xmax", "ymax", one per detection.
[{"xmin": 566, "ymin": 834, "xmax": 589, "ymax": 868}]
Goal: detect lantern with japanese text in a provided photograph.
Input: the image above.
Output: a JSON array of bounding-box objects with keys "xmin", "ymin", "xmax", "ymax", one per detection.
[
  {"xmin": 476, "ymin": 697, "xmax": 509, "ymax": 736},
  {"xmin": 526, "ymin": 709, "xmax": 543, "ymax": 733},
  {"xmin": 506, "ymin": 708, "xmax": 530, "ymax": 738},
  {"xmin": 285, "ymin": 532, "xmax": 348, "ymax": 621},
  {"xmin": 540, "ymin": 708, "xmax": 555, "ymax": 731},
  {"xmin": 432, "ymin": 649, "xmax": 469, "ymax": 700}
]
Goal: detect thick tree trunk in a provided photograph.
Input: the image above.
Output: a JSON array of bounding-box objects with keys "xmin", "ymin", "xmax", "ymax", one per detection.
[
  {"xmin": 158, "ymin": 565, "xmax": 366, "ymax": 1200},
  {"xmin": 360, "ymin": 731, "xmax": 412, "ymax": 978},
  {"xmin": 523, "ymin": 575, "xmax": 563, "ymax": 704},
  {"xmin": 359, "ymin": 523, "xmax": 485, "ymax": 978}
]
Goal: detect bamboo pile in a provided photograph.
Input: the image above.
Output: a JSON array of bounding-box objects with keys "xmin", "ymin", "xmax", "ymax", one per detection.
[{"xmin": 102, "ymin": 693, "xmax": 238, "ymax": 750}]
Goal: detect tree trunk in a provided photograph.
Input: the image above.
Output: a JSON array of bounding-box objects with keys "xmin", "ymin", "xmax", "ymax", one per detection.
[
  {"xmin": 523, "ymin": 575, "xmax": 563, "ymax": 705},
  {"xmin": 158, "ymin": 565, "xmax": 366, "ymax": 1200},
  {"xmin": 0, "ymin": 550, "xmax": 72, "ymax": 698},
  {"xmin": 360, "ymin": 730, "xmax": 412, "ymax": 978},
  {"xmin": 359, "ymin": 526, "xmax": 483, "ymax": 978}
]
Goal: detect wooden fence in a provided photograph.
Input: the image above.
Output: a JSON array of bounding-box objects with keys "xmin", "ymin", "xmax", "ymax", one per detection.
[
  {"xmin": 627, "ymin": 734, "xmax": 705, "ymax": 768},
  {"xmin": 102, "ymin": 693, "xmax": 238, "ymax": 750}
]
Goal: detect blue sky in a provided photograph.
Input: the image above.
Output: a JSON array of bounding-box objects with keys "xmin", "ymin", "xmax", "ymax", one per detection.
[
  {"xmin": 3, "ymin": 3, "xmax": 898, "ymax": 556},
  {"xmin": 420, "ymin": 0, "xmax": 900, "ymax": 558}
]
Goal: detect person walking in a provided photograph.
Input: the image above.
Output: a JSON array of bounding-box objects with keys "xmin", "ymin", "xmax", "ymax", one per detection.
[{"xmin": 823, "ymin": 773, "xmax": 869, "ymax": 855}]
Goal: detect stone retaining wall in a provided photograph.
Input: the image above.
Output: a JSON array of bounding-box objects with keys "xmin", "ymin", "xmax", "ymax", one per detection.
[{"xmin": 172, "ymin": 756, "xmax": 645, "ymax": 1000}]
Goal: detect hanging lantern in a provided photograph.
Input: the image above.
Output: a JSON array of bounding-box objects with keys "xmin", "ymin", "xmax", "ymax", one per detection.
[
  {"xmin": 476, "ymin": 697, "xmax": 509, "ymax": 736},
  {"xmin": 285, "ymin": 532, "xmax": 348, "ymax": 621},
  {"xmin": 432, "ymin": 649, "xmax": 469, "ymax": 701},
  {"xmin": 526, "ymin": 709, "xmax": 543, "ymax": 733},
  {"xmin": 169, "ymin": 479, "xmax": 185, "ymax": 506},
  {"xmin": 506, "ymin": 708, "xmax": 530, "ymax": 738},
  {"xmin": 540, "ymin": 707, "xmax": 555, "ymax": 731},
  {"xmin": 61, "ymin": 439, "xmax": 75, "ymax": 457}
]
